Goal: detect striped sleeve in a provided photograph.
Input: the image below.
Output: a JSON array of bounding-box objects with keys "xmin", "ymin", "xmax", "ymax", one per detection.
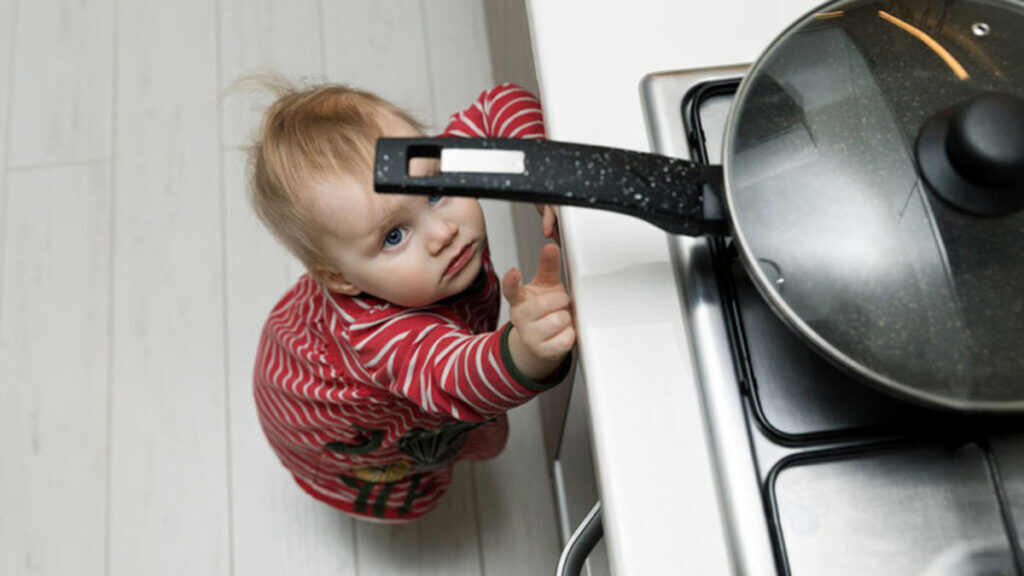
[
  {"xmin": 440, "ymin": 83, "xmax": 547, "ymax": 139},
  {"xmin": 346, "ymin": 309, "xmax": 556, "ymax": 422}
]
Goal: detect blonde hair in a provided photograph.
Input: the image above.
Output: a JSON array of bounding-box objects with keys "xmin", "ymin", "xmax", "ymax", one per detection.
[{"xmin": 245, "ymin": 74, "xmax": 423, "ymax": 270}]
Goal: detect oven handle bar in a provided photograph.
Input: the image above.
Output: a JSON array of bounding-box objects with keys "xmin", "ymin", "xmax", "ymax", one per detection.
[{"xmin": 556, "ymin": 502, "xmax": 604, "ymax": 576}]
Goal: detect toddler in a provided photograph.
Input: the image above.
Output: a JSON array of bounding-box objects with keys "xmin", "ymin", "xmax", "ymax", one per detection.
[{"xmin": 248, "ymin": 80, "xmax": 574, "ymax": 523}]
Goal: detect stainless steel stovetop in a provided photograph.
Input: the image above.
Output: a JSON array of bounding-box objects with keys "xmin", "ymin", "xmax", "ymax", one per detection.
[{"xmin": 641, "ymin": 66, "xmax": 1024, "ymax": 576}]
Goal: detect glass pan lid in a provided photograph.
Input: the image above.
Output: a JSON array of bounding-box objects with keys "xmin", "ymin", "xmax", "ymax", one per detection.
[{"xmin": 724, "ymin": 0, "xmax": 1024, "ymax": 410}]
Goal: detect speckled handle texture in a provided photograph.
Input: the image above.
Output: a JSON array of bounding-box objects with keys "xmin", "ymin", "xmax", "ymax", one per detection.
[{"xmin": 374, "ymin": 137, "xmax": 727, "ymax": 236}]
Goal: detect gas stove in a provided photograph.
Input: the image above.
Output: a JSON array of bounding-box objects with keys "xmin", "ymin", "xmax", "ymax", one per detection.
[{"xmin": 641, "ymin": 66, "xmax": 1024, "ymax": 576}]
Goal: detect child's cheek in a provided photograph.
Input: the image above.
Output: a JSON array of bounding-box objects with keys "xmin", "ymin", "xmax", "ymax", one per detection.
[{"xmin": 391, "ymin": 261, "xmax": 431, "ymax": 304}]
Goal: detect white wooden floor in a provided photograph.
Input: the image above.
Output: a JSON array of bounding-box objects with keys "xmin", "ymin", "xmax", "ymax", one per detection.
[{"xmin": 0, "ymin": 1, "xmax": 561, "ymax": 575}]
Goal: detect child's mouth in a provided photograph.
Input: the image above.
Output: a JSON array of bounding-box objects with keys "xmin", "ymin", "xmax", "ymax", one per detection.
[{"xmin": 444, "ymin": 243, "xmax": 475, "ymax": 278}]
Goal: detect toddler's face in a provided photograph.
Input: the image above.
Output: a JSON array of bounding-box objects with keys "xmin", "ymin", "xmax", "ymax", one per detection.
[{"xmin": 309, "ymin": 119, "xmax": 487, "ymax": 307}]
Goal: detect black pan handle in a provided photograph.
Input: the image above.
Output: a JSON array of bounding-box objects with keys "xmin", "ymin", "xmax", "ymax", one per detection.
[{"xmin": 374, "ymin": 137, "xmax": 727, "ymax": 236}]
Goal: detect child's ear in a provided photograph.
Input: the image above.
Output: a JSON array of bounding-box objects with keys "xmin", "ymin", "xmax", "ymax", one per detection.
[{"xmin": 315, "ymin": 268, "xmax": 362, "ymax": 296}]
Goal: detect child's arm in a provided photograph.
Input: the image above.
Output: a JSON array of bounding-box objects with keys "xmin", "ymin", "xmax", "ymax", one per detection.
[
  {"xmin": 440, "ymin": 83, "xmax": 546, "ymax": 140},
  {"xmin": 501, "ymin": 244, "xmax": 575, "ymax": 381},
  {"xmin": 344, "ymin": 297, "xmax": 570, "ymax": 423}
]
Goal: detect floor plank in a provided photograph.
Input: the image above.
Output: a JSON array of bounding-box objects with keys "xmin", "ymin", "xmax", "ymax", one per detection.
[
  {"xmin": 422, "ymin": 0, "xmax": 494, "ymax": 131},
  {"xmin": 0, "ymin": 163, "xmax": 112, "ymax": 576},
  {"xmin": 218, "ymin": 0, "xmax": 324, "ymax": 150},
  {"xmin": 323, "ymin": 0, "xmax": 435, "ymax": 130},
  {"xmin": 0, "ymin": 0, "xmax": 14, "ymax": 314},
  {"xmin": 109, "ymin": 2, "xmax": 230, "ymax": 575},
  {"xmin": 8, "ymin": 0, "xmax": 112, "ymax": 167},
  {"xmin": 1, "ymin": 3, "xmax": 113, "ymax": 574}
]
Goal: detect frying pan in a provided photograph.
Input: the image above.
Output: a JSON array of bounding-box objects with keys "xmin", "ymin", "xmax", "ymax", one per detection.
[{"xmin": 373, "ymin": 0, "xmax": 1024, "ymax": 413}]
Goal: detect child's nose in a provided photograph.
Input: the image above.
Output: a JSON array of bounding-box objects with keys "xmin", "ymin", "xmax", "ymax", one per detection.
[{"xmin": 426, "ymin": 216, "xmax": 458, "ymax": 254}]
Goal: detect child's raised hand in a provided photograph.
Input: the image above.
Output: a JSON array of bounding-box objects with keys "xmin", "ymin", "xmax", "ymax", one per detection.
[{"xmin": 502, "ymin": 243, "xmax": 575, "ymax": 382}]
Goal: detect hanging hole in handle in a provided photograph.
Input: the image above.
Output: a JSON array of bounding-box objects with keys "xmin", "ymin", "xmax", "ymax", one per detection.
[
  {"xmin": 403, "ymin": 141, "xmax": 526, "ymax": 178},
  {"xmin": 407, "ymin": 144, "xmax": 443, "ymax": 179}
]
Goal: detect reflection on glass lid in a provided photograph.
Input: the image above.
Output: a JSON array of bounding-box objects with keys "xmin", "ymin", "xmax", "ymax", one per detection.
[{"xmin": 723, "ymin": 0, "xmax": 1024, "ymax": 410}]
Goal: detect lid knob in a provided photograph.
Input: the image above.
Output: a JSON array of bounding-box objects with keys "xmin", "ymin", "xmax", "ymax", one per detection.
[
  {"xmin": 916, "ymin": 93, "xmax": 1024, "ymax": 216},
  {"xmin": 946, "ymin": 94, "xmax": 1024, "ymax": 187}
]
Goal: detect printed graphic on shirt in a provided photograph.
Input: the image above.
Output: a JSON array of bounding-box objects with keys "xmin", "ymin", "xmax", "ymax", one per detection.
[
  {"xmin": 331, "ymin": 419, "xmax": 485, "ymax": 517},
  {"xmin": 399, "ymin": 420, "xmax": 482, "ymax": 468},
  {"xmin": 324, "ymin": 425, "xmax": 385, "ymax": 455},
  {"xmin": 352, "ymin": 460, "xmax": 412, "ymax": 483},
  {"xmin": 339, "ymin": 472, "xmax": 436, "ymax": 518},
  {"xmin": 328, "ymin": 420, "xmax": 483, "ymax": 484}
]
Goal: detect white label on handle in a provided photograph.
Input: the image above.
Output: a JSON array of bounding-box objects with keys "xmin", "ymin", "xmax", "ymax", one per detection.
[{"xmin": 440, "ymin": 149, "xmax": 525, "ymax": 174}]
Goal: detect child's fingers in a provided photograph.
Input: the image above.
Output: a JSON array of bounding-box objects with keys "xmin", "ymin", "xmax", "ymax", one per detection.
[
  {"xmin": 535, "ymin": 292, "xmax": 571, "ymax": 318},
  {"xmin": 516, "ymin": 309, "xmax": 573, "ymax": 355},
  {"xmin": 530, "ymin": 243, "xmax": 563, "ymax": 288},
  {"xmin": 512, "ymin": 291, "xmax": 570, "ymax": 323},
  {"xmin": 533, "ymin": 309, "xmax": 573, "ymax": 341},
  {"xmin": 541, "ymin": 326, "xmax": 576, "ymax": 359},
  {"xmin": 502, "ymin": 268, "xmax": 523, "ymax": 306}
]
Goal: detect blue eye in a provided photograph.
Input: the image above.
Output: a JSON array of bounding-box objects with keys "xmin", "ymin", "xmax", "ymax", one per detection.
[
  {"xmin": 428, "ymin": 194, "xmax": 444, "ymax": 205},
  {"xmin": 383, "ymin": 228, "xmax": 407, "ymax": 248}
]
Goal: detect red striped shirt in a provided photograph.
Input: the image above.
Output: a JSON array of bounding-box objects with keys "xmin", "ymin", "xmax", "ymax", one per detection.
[{"xmin": 254, "ymin": 84, "xmax": 551, "ymax": 522}]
